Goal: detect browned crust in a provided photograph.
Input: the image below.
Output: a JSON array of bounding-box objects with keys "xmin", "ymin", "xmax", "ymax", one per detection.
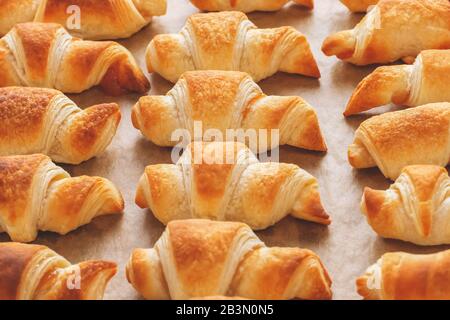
[
  {"xmin": 340, "ymin": 0, "xmax": 379, "ymax": 12},
  {"xmin": 0, "ymin": 154, "xmax": 48, "ymax": 230},
  {"xmin": 0, "ymin": 242, "xmax": 45, "ymax": 300}
]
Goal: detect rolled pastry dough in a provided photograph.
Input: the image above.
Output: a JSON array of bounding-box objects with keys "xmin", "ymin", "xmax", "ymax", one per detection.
[
  {"xmin": 146, "ymin": 11, "xmax": 320, "ymax": 82},
  {"xmin": 0, "ymin": 154, "xmax": 124, "ymax": 242},
  {"xmin": 344, "ymin": 50, "xmax": 450, "ymax": 116},
  {"xmin": 189, "ymin": 0, "xmax": 313, "ymax": 12},
  {"xmin": 135, "ymin": 141, "xmax": 330, "ymax": 228},
  {"xmin": 0, "ymin": 0, "xmax": 167, "ymax": 40},
  {"xmin": 340, "ymin": 0, "xmax": 379, "ymax": 12},
  {"xmin": 357, "ymin": 249, "xmax": 450, "ymax": 299},
  {"xmin": 322, "ymin": 0, "xmax": 450, "ymax": 65},
  {"xmin": 361, "ymin": 165, "xmax": 450, "ymax": 245},
  {"xmin": 0, "ymin": 242, "xmax": 117, "ymax": 300},
  {"xmin": 126, "ymin": 219, "xmax": 333, "ymax": 300},
  {"xmin": 132, "ymin": 70, "xmax": 327, "ymax": 152},
  {"xmin": 0, "ymin": 87, "xmax": 121, "ymax": 164},
  {"xmin": 0, "ymin": 22, "xmax": 150, "ymax": 95},
  {"xmin": 348, "ymin": 103, "xmax": 450, "ymax": 180}
]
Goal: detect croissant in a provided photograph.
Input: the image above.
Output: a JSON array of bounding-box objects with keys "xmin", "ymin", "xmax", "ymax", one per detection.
[
  {"xmin": 357, "ymin": 249, "xmax": 450, "ymax": 300},
  {"xmin": 322, "ymin": 0, "xmax": 450, "ymax": 65},
  {"xmin": 188, "ymin": 0, "xmax": 313, "ymax": 12},
  {"xmin": 145, "ymin": 11, "xmax": 320, "ymax": 83},
  {"xmin": 0, "ymin": 87, "xmax": 121, "ymax": 164},
  {"xmin": 348, "ymin": 103, "xmax": 450, "ymax": 180},
  {"xmin": 0, "ymin": 154, "xmax": 124, "ymax": 243},
  {"xmin": 126, "ymin": 219, "xmax": 333, "ymax": 300},
  {"xmin": 132, "ymin": 70, "xmax": 327, "ymax": 152},
  {"xmin": 0, "ymin": 242, "xmax": 117, "ymax": 300},
  {"xmin": 340, "ymin": 0, "xmax": 379, "ymax": 12},
  {"xmin": 135, "ymin": 141, "xmax": 330, "ymax": 229},
  {"xmin": 0, "ymin": 22, "xmax": 150, "ymax": 95},
  {"xmin": 344, "ymin": 50, "xmax": 450, "ymax": 116},
  {"xmin": 0, "ymin": 0, "xmax": 167, "ymax": 40},
  {"xmin": 361, "ymin": 165, "xmax": 450, "ymax": 245}
]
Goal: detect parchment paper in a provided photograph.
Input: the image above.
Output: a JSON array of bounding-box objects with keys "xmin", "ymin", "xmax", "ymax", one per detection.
[{"xmin": 2, "ymin": 0, "xmax": 448, "ymax": 300}]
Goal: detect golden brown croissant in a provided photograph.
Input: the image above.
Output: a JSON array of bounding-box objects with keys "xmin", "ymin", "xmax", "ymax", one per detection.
[
  {"xmin": 135, "ymin": 141, "xmax": 330, "ymax": 228},
  {"xmin": 322, "ymin": 0, "xmax": 450, "ymax": 65},
  {"xmin": 0, "ymin": 87, "xmax": 121, "ymax": 164},
  {"xmin": 0, "ymin": 154, "xmax": 124, "ymax": 242},
  {"xmin": 188, "ymin": 0, "xmax": 314, "ymax": 12},
  {"xmin": 0, "ymin": 0, "xmax": 167, "ymax": 39},
  {"xmin": 348, "ymin": 103, "xmax": 450, "ymax": 180},
  {"xmin": 146, "ymin": 11, "xmax": 320, "ymax": 83},
  {"xmin": 132, "ymin": 70, "xmax": 327, "ymax": 152},
  {"xmin": 0, "ymin": 22, "xmax": 149, "ymax": 95},
  {"xmin": 357, "ymin": 249, "xmax": 450, "ymax": 300},
  {"xmin": 344, "ymin": 50, "xmax": 450, "ymax": 116},
  {"xmin": 126, "ymin": 219, "xmax": 333, "ymax": 300},
  {"xmin": 340, "ymin": 0, "xmax": 379, "ymax": 12},
  {"xmin": 0, "ymin": 242, "xmax": 117, "ymax": 300},
  {"xmin": 361, "ymin": 165, "xmax": 450, "ymax": 245}
]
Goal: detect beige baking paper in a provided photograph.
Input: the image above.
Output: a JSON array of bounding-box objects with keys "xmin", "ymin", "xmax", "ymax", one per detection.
[{"xmin": 1, "ymin": 0, "xmax": 449, "ymax": 300}]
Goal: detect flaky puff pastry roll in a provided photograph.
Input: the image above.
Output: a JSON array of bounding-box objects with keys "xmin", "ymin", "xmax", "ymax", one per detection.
[
  {"xmin": 126, "ymin": 219, "xmax": 332, "ymax": 300},
  {"xmin": 146, "ymin": 11, "xmax": 320, "ymax": 83},
  {"xmin": 0, "ymin": 154, "xmax": 124, "ymax": 243},
  {"xmin": 340, "ymin": 0, "xmax": 379, "ymax": 12},
  {"xmin": 322, "ymin": 0, "xmax": 450, "ymax": 65},
  {"xmin": 135, "ymin": 141, "xmax": 330, "ymax": 229},
  {"xmin": 189, "ymin": 0, "xmax": 313, "ymax": 12},
  {"xmin": 357, "ymin": 249, "xmax": 450, "ymax": 300},
  {"xmin": 0, "ymin": 242, "xmax": 117, "ymax": 300},
  {"xmin": 0, "ymin": 87, "xmax": 120, "ymax": 164},
  {"xmin": 132, "ymin": 71, "xmax": 327, "ymax": 152},
  {"xmin": 0, "ymin": 0, "xmax": 167, "ymax": 40},
  {"xmin": 344, "ymin": 50, "xmax": 450, "ymax": 116},
  {"xmin": 348, "ymin": 103, "xmax": 450, "ymax": 180},
  {"xmin": 0, "ymin": 22, "xmax": 149, "ymax": 95},
  {"xmin": 362, "ymin": 165, "xmax": 450, "ymax": 245}
]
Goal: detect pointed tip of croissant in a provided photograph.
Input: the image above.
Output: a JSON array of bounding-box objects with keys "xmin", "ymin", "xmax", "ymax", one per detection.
[
  {"xmin": 322, "ymin": 30, "xmax": 356, "ymax": 60},
  {"xmin": 294, "ymin": 0, "xmax": 314, "ymax": 9},
  {"xmin": 361, "ymin": 187, "xmax": 384, "ymax": 219},
  {"xmin": 76, "ymin": 260, "xmax": 117, "ymax": 300}
]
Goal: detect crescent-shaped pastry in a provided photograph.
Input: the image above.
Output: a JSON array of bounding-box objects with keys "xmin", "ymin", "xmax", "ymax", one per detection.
[
  {"xmin": 322, "ymin": 0, "xmax": 450, "ymax": 65},
  {"xmin": 348, "ymin": 103, "xmax": 450, "ymax": 180},
  {"xmin": 344, "ymin": 50, "xmax": 450, "ymax": 116},
  {"xmin": 135, "ymin": 141, "xmax": 330, "ymax": 228},
  {"xmin": 0, "ymin": 154, "xmax": 124, "ymax": 243},
  {"xmin": 0, "ymin": 87, "xmax": 121, "ymax": 164},
  {"xmin": 361, "ymin": 165, "xmax": 450, "ymax": 245},
  {"xmin": 340, "ymin": 0, "xmax": 379, "ymax": 12},
  {"xmin": 0, "ymin": 0, "xmax": 167, "ymax": 40},
  {"xmin": 357, "ymin": 250, "xmax": 450, "ymax": 300},
  {"xmin": 132, "ymin": 70, "xmax": 327, "ymax": 152},
  {"xmin": 126, "ymin": 219, "xmax": 333, "ymax": 300},
  {"xmin": 0, "ymin": 22, "xmax": 149, "ymax": 95},
  {"xmin": 188, "ymin": 0, "xmax": 313, "ymax": 12},
  {"xmin": 0, "ymin": 242, "xmax": 117, "ymax": 300},
  {"xmin": 146, "ymin": 11, "xmax": 320, "ymax": 83}
]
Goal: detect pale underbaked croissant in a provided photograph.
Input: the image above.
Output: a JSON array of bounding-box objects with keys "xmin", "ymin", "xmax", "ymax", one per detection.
[
  {"xmin": 188, "ymin": 0, "xmax": 313, "ymax": 12},
  {"xmin": 322, "ymin": 0, "xmax": 450, "ymax": 65},
  {"xmin": 126, "ymin": 219, "xmax": 333, "ymax": 300},
  {"xmin": 135, "ymin": 141, "xmax": 331, "ymax": 229},
  {"xmin": 357, "ymin": 249, "xmax": 450, "ymax": 299},
  {"xmin": 0, "ymin": 0, "xmax": 167, "ymax": 40},
  {"xmin": 146, "ymin": 11, "xmax": 320, "ymax": 83},
  {"xmin": 0, "ymin": 154, "xmax": 124, "ymax": 243},
  {"xmin": 132, "ymin": 70, "xmax": 327, "ymax": 152},
  {"xmin": 340, "ymin": 0, "xmax": 379, "ymax": 12},
  {"xmin": 348, "ymin": 102, "xmax": 450, "ymax": 180},
  {"xmin": 344, "ymin": 50, "xmax": 450, "ymax": 116},
  {"xmin": 0, "ymin": 87, "xmax": 121, "ymax": 164},
  {"xmin": 0, "ymin": 22, "xmax": 149, "ymax": 95},
  {"xmin": 0, "ymin": 242, "xmax": 117, "ymax": 300},
  {"xmin": 361, "ymin": 165, "xmax": 450, "ymax": 245}
]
